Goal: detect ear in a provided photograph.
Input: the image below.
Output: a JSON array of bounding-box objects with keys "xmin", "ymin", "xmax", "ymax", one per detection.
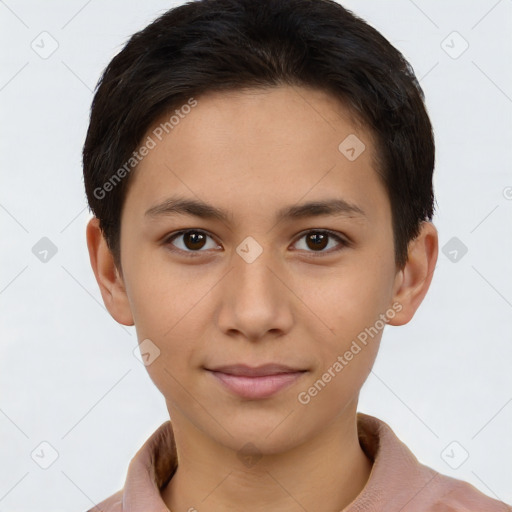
[
  {"xmin": 388, "ymin": 221, "xmax": 438, "ymax": 326},
  {"xmin": 86, "ymin": 216, "xmax": 134, "ymax": 326}
]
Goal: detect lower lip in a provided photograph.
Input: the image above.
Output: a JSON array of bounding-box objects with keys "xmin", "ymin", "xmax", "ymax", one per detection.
[{"xmin": 208, "ymin": 370, "xmax": 306, "ymax": 399}]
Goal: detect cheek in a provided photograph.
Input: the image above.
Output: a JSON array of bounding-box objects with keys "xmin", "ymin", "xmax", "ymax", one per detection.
[
  {"xmin": 125, "ymin": 261, "xmax": 213, "ymax": 382},
  {"xmin": 125, "ymin": 253, "xmax": 200, "ymax": 335},
  {"xmin": 128, "ymin": 282, "xmax": 201, "ymax": 406},
  {"xmin": 304, "ymin": 263, "xmax": 389, "ymax": 335},
  {"xmin": 294, "ymin": 259, "xmax": 391, "ymax": 388},
  {"xmin": 295, "ymin": 328, "xmax": 380, "ymax": 426},
  {"xmin": 296, "ymin": 275, "xmax": 385, "ymax": 413}
]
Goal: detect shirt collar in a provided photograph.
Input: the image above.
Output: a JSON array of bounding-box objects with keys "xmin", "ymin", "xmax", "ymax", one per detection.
[{"xmin": 117, "ymin": 412, "xmax": 483, "ymax": 511}]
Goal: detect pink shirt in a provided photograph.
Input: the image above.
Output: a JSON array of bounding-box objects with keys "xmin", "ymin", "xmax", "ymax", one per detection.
[{"xmin": 87, "ymin": 412, "xmax": 511, "ymax": 511}]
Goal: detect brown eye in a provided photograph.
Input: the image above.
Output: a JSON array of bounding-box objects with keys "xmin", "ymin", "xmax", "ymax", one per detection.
[
  {"xmin": 305, "ymin": 232, "xmax": 329, "ymax": 251},
  {"xmin": 165, "ymin": 230, "xmax": 220, "ymax": 255},
  {"xmin": 182, "ymin": 231, "xmax": 207, "ymax": 250},
  {"xmin": 293, "ymin": 230, "xmax": 348, "ymax": 255}
]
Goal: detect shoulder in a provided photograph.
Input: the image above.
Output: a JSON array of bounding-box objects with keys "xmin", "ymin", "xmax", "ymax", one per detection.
[
  {"xmin": 354, "ymin": 413, "xmax": 511, "ymax": 512},
  {"xmin": 424, "ymin": 472, "xmax": 511, "ymax": 512},
  {"xmin": 85, "ymin": 488, "xmax": 123, "ymax": 512}
]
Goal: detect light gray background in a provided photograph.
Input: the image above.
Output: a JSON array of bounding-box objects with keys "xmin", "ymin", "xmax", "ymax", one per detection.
[{"xmin": 1, "ymin": 1, "xmax": 511, "ymax": 510}]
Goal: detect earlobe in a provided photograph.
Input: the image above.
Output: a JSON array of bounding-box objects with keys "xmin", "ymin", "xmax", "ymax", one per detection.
[
  {"xmin": 86, "ymin": 216, "xmax": 135, "ymax": 326},
  {"xmin": 388, "ymin": 221, "xmax": 438, "ymax": 327}
]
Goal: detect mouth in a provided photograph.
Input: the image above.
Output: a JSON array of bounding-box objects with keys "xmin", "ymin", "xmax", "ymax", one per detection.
[{"xmin": 204, "ymin": 364, "xmax": 308, "ymax": 399}]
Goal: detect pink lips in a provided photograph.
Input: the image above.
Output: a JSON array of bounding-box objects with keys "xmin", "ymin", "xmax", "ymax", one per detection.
[{"xmin": 206, "ymin": 364, "xmax": 307, "ymax": 399}]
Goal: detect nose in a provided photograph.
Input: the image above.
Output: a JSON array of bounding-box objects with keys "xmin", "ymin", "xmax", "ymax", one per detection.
[{"xmin": 216, "ymin": 239, "xmax": 294, "ymax": 342}]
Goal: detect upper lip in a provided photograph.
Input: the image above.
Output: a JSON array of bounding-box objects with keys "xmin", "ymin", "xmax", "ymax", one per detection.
[{"xmin": 206, "ymin": 364, "xmax": 307, "ymax": 377}]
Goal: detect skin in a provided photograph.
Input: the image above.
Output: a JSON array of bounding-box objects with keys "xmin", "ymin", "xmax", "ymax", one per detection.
[{"xmin": 87, "ymin": 85, "xmax": 438, "ymax": 512}]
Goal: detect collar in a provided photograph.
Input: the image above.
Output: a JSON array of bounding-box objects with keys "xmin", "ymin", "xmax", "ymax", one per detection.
[{"xmin": 109, "ymin": 412, "xmax": 509, "ymax": 511}]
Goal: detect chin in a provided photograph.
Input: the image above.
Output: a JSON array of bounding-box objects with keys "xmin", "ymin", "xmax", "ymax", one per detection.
[{"xmin": 208, "ymin": 412, "xmax": 314, "ymax": 456}]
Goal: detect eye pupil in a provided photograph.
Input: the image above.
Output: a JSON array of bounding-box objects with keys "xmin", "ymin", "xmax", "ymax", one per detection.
[
  {"xmin": 306, "ymin": 232, "xmax": 328, "ymax": 251},
  {"xmin": 184, "ymin": 231, "xmax": 206, "ymax": 250}
]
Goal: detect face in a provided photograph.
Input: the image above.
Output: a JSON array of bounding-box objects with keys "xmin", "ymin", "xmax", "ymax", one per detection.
[{"xmin": 112, "ymin": 85, "xmax": 410, "ymax": 453}]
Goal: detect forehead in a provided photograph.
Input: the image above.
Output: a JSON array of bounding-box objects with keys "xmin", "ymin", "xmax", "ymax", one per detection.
[{"xmin": 123, "ymin": 85, "xmax": 389, "ymax": 225}]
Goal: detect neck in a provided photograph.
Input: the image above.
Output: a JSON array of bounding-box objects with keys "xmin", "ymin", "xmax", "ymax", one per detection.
[{"xmin": 161, "ymin": 403, "xmax": 372, "ymax": 512}]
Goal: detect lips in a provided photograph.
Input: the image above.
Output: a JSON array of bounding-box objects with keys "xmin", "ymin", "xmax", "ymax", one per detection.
[
  {"xmin": 205, "ymin": 364, "xmax": 308, "ymax": 399},
  {"xmin": 206, "ymin": 363, "xmax": 307, "ymax": 377}
]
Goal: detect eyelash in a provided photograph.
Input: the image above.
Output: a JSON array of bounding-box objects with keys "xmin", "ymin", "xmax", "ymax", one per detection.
[{"xmin": 162, "ymin": 229, "xmax": 350, "ymax": 258}]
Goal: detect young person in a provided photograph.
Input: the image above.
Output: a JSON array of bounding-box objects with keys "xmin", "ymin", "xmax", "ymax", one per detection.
[{"xmin": 83, "ymin": 0, "xmax": 511, "ymax": 510}]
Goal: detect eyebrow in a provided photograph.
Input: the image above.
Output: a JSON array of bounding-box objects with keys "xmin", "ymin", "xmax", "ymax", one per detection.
[{"xmin": 144, "ymin": 195, "xmax": 367, "ymax": 224}]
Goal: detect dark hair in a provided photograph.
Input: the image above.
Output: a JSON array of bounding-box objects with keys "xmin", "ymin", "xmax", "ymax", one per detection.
[{"xmin": 83, "ymin": 0, "xmax": 435, "ymax": 271}]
